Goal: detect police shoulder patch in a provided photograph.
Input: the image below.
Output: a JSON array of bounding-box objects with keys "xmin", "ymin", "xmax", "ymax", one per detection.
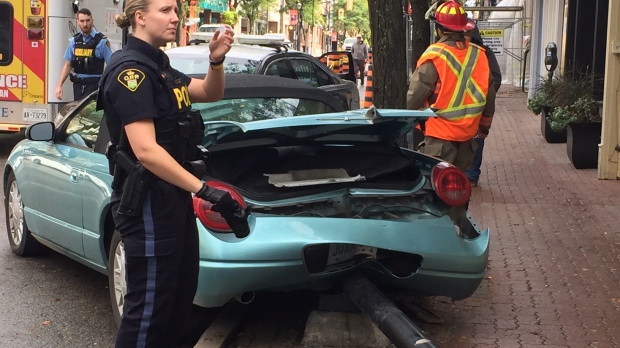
[
  {"xmin": 117, "ymin": 68, "xmax": 146, "ymax": 92},
  {"xmin": 105, "ymin": 40, "xmax": 111, "ymax": 48}
]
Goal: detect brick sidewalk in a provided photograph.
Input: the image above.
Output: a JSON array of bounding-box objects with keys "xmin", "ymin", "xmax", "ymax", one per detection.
[{"xmin": 418, "ymin": 88, "xmax": 620, "ymax": 347}]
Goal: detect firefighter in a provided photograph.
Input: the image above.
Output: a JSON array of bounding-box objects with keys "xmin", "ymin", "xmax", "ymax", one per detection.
[
  {"xmin": 56, "ymin": 8, "xmax": 113, "ymax": 101},
  {"xmin": 408, "ymin": 0, "xmax": 496, "ymax": 171},
  {"xmin": 96, "ymin": 0, "xmax": 249, "ymax": 347}
]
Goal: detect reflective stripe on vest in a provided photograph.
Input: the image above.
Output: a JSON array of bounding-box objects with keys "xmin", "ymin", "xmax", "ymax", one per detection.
[
  {"xmin": 416, "ymin": 42, "xmax": 490, "ymax": 141},
  {"xmin": 419, "ymin": 44, "xmax": 487, "ymax": 120}
]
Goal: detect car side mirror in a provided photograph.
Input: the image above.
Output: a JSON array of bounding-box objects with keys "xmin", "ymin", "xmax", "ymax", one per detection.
[{"xmin": 26, "ymin": 122, "xmax": 55, "ymax": 141}]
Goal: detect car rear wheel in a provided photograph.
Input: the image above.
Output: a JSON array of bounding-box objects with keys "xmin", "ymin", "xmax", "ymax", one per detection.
[
  {"xmin": 5, "ymin": 172, "xmax": 45, "ymax": 256},
  {"xmin": 108, "ymin": 230, "xmax": 126, "ymax": 326}
]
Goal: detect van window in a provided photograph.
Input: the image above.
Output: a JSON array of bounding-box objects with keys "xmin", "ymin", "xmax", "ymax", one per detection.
[{"xmin": 0, "ymin": 2, "xmax": 13, "ymax": 66}]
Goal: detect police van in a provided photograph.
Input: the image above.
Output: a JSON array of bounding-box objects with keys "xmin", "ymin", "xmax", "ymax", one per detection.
[{"xmin": 0, "ymin": 0, "xmax": 123, "ymax": 133}]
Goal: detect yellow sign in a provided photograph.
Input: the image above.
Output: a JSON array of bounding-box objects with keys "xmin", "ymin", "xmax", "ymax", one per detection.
[
  {"xmin": 479, "ymin": 29, "xmax": 504, "ymax": 37},
  {"xmin": 479, "ymin": 29, "xmax": 504, "ymax": 56},
  {"xmin": 338, "ymin": 8, "xmax": 344, "ymax": 20}
]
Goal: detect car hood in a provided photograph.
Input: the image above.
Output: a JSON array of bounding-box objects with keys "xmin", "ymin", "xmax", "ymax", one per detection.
[{"xmin": 203, "ymin": 108, "xmax": 436, "ymax": 149}]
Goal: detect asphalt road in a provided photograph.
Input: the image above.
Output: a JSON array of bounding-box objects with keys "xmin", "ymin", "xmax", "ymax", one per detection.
[{"xmin": 0, "ymin": 133, "xmax": 117, "ymax": 348}]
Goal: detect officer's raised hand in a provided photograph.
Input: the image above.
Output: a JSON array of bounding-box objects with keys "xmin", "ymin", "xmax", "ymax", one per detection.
[
  {"xmin": 209, "ymin": 24, "xmax": 235, "ymax": 61},
  {"xmin": 195, "ymin": 182, "xmax": 250, "ymax": 238}
]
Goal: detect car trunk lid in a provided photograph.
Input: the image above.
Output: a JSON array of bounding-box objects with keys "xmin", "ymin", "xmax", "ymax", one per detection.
[{"xmin": 202, "ymin": 108, "xmax": 436, "ymax": 149}]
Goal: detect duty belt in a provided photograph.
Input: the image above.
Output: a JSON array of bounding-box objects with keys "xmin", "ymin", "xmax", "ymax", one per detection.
[{"xmin": 70, "ymin": 75, "xmax": 101, "ymax": 83}]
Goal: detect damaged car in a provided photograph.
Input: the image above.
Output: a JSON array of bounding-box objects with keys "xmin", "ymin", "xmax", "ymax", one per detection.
[{"xmin": 4, "ymin": 74, "xmax": 489, "ymax": 325}]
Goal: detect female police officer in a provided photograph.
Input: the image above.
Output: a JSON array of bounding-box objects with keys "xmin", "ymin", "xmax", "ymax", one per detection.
[{"xmin": 97, "ymin": 0, "xmax": 249, "ymax": 346}]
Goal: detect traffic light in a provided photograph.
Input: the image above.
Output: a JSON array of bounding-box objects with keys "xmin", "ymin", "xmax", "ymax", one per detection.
[
  {"xmin": 338, "ymin": 8, "xmax": 344, "ymax": 20},
  {"xmin": 346, "ymin": 0, "xmax": 353, "ymax": 11}
]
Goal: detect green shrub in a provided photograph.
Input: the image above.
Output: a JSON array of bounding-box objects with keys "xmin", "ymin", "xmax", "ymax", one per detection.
[
  {"xmin": 546, "ymin": 69, "xmax": 601, "ymax": 132},
  {"xmin": 527, "ymin": 77, "xmax": 554, "ymax": 116},
  {"xmin": 548, "ymin": 94, "xmax": 599, "ymax": 132},
  {"xmin": 529, "ymin": 69, "xmax": 601, "ymax": 132},
  {"xmin": 221, "ymin": 11, "xmax": 238, "ymax": 27}
]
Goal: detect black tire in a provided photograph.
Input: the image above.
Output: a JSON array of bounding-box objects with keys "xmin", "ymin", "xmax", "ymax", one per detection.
[
  {"xmin": 108, "ymin": 230, "xmax": 125, "ymax": 326},
  {"xmin": 5, "ymin": 171, "xmax": 45, "ymax": 256}
]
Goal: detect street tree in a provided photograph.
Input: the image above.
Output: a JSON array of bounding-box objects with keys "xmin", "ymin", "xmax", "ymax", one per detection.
[
  {"xmin": 231, "ymin": 0, "xmax": 277, "ymax": 34},
  {"xmin": 367, "ymin": 0, "xmax": 430, "ymax": 108},
  {"xmin": 330, "ymin": 0, "xmax": 370, "ymax": 38}
]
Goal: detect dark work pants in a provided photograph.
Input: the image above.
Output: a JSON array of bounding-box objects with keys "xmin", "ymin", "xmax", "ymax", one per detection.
[
  {"xmin": 354, "ymin": 59, "xmax": 366, "ymax": 84},
  {"xmin": 466, "ymin": 137, "xmax": 485, "ymax": 181},
  {"xmin": 72, "ymin": 80, "xmax": 99, "ymax": 101},
  {"xmin": 112, "ymin": 180, "xmax": 199, "ymax": 348}
]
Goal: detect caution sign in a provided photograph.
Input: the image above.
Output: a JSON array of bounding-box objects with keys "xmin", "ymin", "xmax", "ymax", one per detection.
[{"xmin": 479, "ymin": 29, "xmax": 504, "ymax": 56}]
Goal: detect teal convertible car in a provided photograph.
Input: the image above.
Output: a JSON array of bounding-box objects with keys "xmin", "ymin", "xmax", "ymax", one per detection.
[{"xmin": 4, "ymin": 75, "xmax": 489, "ymax": 324}]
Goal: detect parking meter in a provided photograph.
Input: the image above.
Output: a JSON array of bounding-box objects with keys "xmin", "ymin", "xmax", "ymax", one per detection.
[{"xmin": 544, "ymin": 42, "xmax": 558, "ymax": 80}]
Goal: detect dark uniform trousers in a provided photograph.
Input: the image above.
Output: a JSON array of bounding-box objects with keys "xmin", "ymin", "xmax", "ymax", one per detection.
[
  {"xmin": 72, "ymin": 78, "xmax": 100, "ymax": 101},
  {"xmin": 112, "ymin": 178, "xmax": 199, "ymax": 348}
]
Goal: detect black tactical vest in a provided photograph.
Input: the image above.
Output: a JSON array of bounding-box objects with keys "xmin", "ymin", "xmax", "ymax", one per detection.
[
  {"xmin": 71, "ymin": 32, "xmax": 106, "ymax": 75},
  {"xmin": 97, "ymin": 49, "xmax": 198, "ymax": 162}
]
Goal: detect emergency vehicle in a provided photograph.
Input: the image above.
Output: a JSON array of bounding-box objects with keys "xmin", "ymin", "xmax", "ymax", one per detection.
[{"xmin": 0, "ymin": 0, "xmax": 123, "ymax": 133}]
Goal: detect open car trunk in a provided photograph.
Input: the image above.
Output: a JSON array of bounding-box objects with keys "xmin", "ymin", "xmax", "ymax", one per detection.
[
  {"xmin": 206, "ymin": 143, "xmax": 423, "ymax": 201},
  {"xmin": 200, "ymin": 108, "xmax": 437, "ymax": 217}
]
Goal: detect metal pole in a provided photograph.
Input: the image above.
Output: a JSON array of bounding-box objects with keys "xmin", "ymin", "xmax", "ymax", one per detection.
[
  {"xmin": 591, "ymin": 0, "xmax": 599, "ymax": 91},
  {"xmin": 341, "ymin": 273, "xmax": 438, "ymax": 348},
  {"xmin": 463, "ymin": 6, "xmax": 523, "ymax": 11},
  {"xmin": 312, "ymin": 0, "xmax": 314, "ymax": 54},
  {"xmin": 572, "ymin": 0, "xmax": 579, "ymax": 75}
]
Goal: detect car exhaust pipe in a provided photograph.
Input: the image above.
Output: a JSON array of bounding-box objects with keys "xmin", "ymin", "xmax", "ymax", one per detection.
[
  {"xmin": 341, "ymin": 272, "xmax": 438, "ymax": 348},
  {"xmin": 235, "ymin": 291, "xmax": 255, "ymax": 304}
]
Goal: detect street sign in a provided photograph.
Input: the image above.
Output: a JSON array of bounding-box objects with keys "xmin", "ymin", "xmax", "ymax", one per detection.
[
  {"xmin": 290, "ymin": 9, "xmax": 298, "ymax": 25},
  {"xmin": 479, "ymin": 29, "xmax": 504, "ymax": 56}
]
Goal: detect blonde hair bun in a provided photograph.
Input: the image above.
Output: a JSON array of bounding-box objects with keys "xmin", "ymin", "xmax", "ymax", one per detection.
[{"xmin": 115, "ymin": 13, "xmax": 131, "ymax": 29}]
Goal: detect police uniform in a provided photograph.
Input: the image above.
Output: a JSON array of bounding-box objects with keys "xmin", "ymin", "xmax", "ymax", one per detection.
[
  {"xmin": 98, "ymin": 35, "xmax": 198, "ymax": 348},
  {"xmin": 64, "ymin": 29, "xmax": 112, "ymax": 100}
]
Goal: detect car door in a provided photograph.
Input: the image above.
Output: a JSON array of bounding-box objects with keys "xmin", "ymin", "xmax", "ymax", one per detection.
[
  {"xmin": 17, "ymin": 97, "xmax": 103, "ymax": 255},
  {"xmin": 27, "ymin": 94, "xmax": 108, "ymax": 258},
  {"xmin": 288, "ymin": 57, "xmax": 355, "ymax": 111},
  {"xmin": 317, "ymin": 51, "xmax": 357, "ymax": 83}
]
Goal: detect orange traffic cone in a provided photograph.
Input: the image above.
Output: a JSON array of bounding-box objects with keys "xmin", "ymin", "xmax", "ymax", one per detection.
[{"xmin": 363, "ymin": 64, "xmax": 373, "ymax": 108}]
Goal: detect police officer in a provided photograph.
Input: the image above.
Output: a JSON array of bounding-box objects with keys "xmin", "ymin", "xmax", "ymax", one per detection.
[
  {"xmin": 56, "ymin": 8, "xmax": 113, "ymax": 101},
  {"xmin": 97, "ymin": 0, "xmax": 248, "ymax": 347}
]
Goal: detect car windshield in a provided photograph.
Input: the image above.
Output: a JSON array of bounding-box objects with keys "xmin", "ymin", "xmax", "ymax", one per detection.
[
  {"xmin": 170, "ymin": 56, "xmax": 259, "ymax": 75},
  {"xmin": 193, "ymin": 97, "xmax": 337, "ymax": 125},
  {"xmin": 344, "ymin": 38, "xmax": 356, "ymax": 44}
]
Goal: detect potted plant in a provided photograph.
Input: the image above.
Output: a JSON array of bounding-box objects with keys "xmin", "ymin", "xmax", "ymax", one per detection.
[
  {"xmin": 527, "ymin": 76, "xmax": 567, "ymax": 143},
  {"xmin": 545, "ymin": 70, "xmax": 602, "ymax": 169}
]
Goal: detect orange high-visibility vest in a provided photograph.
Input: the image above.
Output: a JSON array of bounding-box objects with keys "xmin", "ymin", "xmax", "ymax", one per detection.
[{"xmin": 417, "ymin": 42, "xmax": 491, "ymax": 142}]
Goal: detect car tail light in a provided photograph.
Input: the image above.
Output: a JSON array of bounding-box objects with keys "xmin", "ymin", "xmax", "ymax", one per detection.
[
  {"xmin": 192, "ymin": 180, "xmax": 246, "ymax": 232},
  {"xmin": 431, "ymin": 161, "xmax": 471, "ymax": 206}
]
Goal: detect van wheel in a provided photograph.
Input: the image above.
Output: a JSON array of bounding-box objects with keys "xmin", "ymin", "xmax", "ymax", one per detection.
[
  {"xmin": 108, "ymin": 230, "xmax": 126, "ymax": 326},
  {"xmin": 5, "ymin": 172, "xmax": 45, "ymax": 256}
]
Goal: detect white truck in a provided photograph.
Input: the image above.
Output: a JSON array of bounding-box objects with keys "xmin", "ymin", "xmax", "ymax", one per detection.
[{"xmin": 0, "ymin": 0, "xmax": 123, "ymax": 133}]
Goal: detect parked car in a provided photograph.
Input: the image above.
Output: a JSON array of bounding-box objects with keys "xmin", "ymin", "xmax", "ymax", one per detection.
[
  {"xmin": 4, "ymin": 75, "xmax": 489, "ymax": 326},
  {"xmin": 189, "ymin": 24, "xmax": 224, "ymax": 44},
  {"xmin": 342, "ymin": 37, "xmax": 356, "ymax": 51},
  {"xmin": 166, "ymin": 36, "xmax": 360, "ymax": 111}
]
